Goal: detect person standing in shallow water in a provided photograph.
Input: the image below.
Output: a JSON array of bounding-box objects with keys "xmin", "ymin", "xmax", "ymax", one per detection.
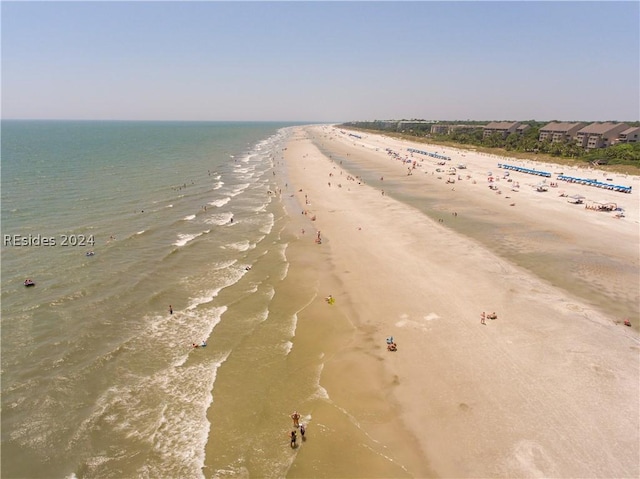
[
  {"xmin": 291, "ymin": 411, "xmax": 300, "ymax": 427},
  {"xmin": 169, "ymin": 305, "xmax": 173, "ymax": 315},
  {"xmin": 290, "ymin": 429, "xmax": 297, "ymax": 448}
]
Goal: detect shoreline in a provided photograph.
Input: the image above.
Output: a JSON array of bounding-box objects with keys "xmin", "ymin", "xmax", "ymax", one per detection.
[
  {"xmin": 280, "ymin": 125, "xmax": 639, "ymax": 477},
  {"xmin": 278, "ymin": 130, "xmax": 433, "ymax": 477}
]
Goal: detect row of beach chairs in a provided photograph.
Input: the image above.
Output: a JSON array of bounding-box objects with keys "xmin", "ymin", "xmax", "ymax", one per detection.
[
  {"xmin": 498, "ymin": 163, "xmax": 552, "ymax": 178},
  {"xmin": 407, "ymin": 147, "xmax": 451, "ymax": 161},
  {"xmin": 556, "ymin": 175, "xmax": 632, "ymax": 193}
]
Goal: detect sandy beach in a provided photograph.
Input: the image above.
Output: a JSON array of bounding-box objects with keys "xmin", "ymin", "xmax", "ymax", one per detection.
[{"xmin": 279, "ymin": 125, "xmax": 639, "ymax": 478}]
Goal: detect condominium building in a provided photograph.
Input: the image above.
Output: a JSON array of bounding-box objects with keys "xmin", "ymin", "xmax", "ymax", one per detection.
[
  {"xmin": 483, "ymin": 121, "xmax": 522, "ymax": 139},
  {"xmin": 539, "ymin": 122, "xmax": 587, "ymax": 143},
  {"xmin": 618, "ymin": 126, "xmax": 640, "ymax": 143},
  {"xmin": 575, "ymin": 122, "xmax": 630, "ymax": 149},
  {"xmin": 431, "ymin": 124, "xmax": 451, "ymax": 135}
]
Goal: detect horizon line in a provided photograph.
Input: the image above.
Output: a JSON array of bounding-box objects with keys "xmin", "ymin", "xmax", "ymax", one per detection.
[{"xmin": 2, "ymin": 118, "xmax": 638, "ymax": 124}]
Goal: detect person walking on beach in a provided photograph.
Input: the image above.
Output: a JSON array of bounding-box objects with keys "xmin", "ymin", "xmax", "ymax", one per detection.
[
  {"xmin": 291, "ymin": 411, "xmax": 300, "ymax": 427},
  {"xmin": 480, "ymin": 312, "xmax": 486, "ymax": 325}
]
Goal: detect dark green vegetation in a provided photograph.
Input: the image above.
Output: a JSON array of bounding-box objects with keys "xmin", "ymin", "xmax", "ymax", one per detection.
[{"xmin": 341, "ymin": 120, "xmax": 640, "ymax": 173}]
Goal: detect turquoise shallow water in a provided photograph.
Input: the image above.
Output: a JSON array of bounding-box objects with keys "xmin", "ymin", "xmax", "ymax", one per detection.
[{"xmin": 1, "ymin": 120, "xmax": 316, "ymax": 478}]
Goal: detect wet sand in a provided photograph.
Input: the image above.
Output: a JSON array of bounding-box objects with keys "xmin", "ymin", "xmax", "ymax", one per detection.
[{"xmin": 280, "ymin": 125, "xmax": 639, "ymax": 478}]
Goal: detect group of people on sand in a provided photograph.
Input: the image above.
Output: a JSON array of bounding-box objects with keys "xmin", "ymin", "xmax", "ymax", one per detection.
[
  {"xmin": 480, "ymin": 311, "xmax": 498, "ymax": 325},
  {"xmin": 386, "ymin": 336, "xmax": 397, "ymax": 352},
  {"xmin": 298, "ymin": 190, "xmax": 322, "ymax": 242},
  {"xmin": 289, "ymin": 411, "xmax": 306, "ymax": 448}
]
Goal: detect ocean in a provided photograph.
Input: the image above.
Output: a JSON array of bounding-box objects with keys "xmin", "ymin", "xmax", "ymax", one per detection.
[{"xmin": 1, "ymin": 120, "xmax": 322, "ymax": 478}]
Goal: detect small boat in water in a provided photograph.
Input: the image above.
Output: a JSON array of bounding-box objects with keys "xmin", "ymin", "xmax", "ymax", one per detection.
[{"xmin": 24, "ymin": 279, "xmax": 35, "ymax": 287}]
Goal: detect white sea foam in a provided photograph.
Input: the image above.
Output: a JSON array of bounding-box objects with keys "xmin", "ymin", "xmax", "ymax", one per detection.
[
  {"xmin": 224, "ymin": 240, "xmax": 252, "ymax": 252},
  {"xmin": 260, "ymin": 219, "xmax": 274, "ymax": 235},
  {"xmin": 253, "ymin": 203, "xmax": 268, "ymax": 213},
  {"xmin": 209, "ymin": 197, "xmax": 230, "ymax": 207},
  {"xmin": 173, "ymin": 230, "xmax": 209, "ymax": 247},
  {"xmin": 183, "ymin": 214, "xmax": 196, "ymax": 221},
  {"xmin": 213, "ymin": 259, "xmax": 238, "ymax": 270},
  {"xmin": 204, "ymin": 212, "xmax": 234, "ymax": 226},
  {"xmin": 174, "ymin": 233, "xmax": 197, "ymax": 247},
  {"xmin": 281, "ymin": 313, "xmax": 298, "ymax": 355},
  {"xmin": 277, "ymin": 243, "xmax": 289, "ymax": 280},
  {"xmin": 167, "ymin": 306, "xmax": 227, "ymax": 368},
  {"xmin": 312, "ymin": 363, "xmax": 330, "ymax": 400},
  {"xmin": 278, "ymin": 243, "xmax": 288, "ymax": 263},
  {"xmin": 287, "ymin": 313, "xmax": 298, "ymax": 339},
  {"xmin": 73, "ymin": 351, "xmax": 230, "ymax": 479},
  {"xmin": 229, "ymin": 184, "xmax": 250, "ymax": 197},
  {"xmin": 172, "ymin": 355, "xmax": 189, "ymax": 368},
  {"xmin": 256, "ymin": 308, "xmax": 270, "ymax": 323},
  {"xmin": 264, "ymin": 284, "xmax": 275, "ymax": 302},
  {"xmin": 187, "ymin": 262, "xmax": 248, "ymax": 304},
  {"xmin": 243, "ymin": 211, "xmax": 273, "ymax": 234},
  {"xmin": 186, "ymin": 289, "xmax": 222, "ymax": 310}
]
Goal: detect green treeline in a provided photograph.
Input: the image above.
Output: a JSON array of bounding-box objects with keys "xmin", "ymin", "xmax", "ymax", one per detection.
[{"xmin": 341, "ymin": 121, "xmax": 640, "ymax": 169}]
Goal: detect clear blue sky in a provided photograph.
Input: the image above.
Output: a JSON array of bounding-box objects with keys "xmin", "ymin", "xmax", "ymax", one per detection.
[{"xmin": 2, "ymin": 1, "xmax": 638, "ymax": 122}]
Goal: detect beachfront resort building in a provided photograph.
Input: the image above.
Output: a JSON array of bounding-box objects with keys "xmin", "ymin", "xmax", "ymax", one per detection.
[
  {"xmin": 617, "ymin": 126, "xmax": 640, "ymax": 144},
  {"xmin": 538, "ymin": 122, "xmax": 587, "ymax": 143},
  {"xmin": 575, "ymin": 122, "xmax": 630, "ymax": 149},
  {"xmin": 482, "ymin": 121, "xmax": 529, "ymax": 139},
  {"xmin": 431, "ymin": 124, "xmax": 453, "ymax": 135}
]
